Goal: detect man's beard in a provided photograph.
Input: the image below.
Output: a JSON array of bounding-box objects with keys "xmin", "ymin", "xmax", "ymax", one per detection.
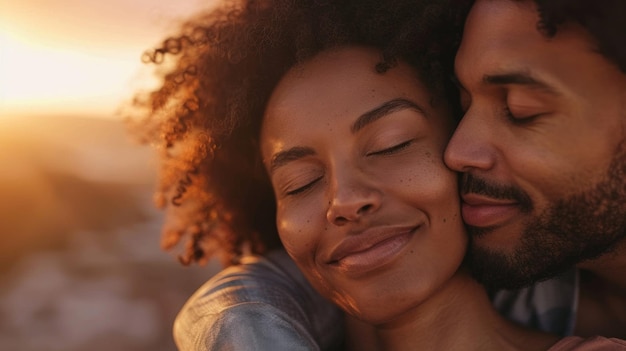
[{"xmin": 464, "ymin": 141, "xmax": 626, "ymax": 290}]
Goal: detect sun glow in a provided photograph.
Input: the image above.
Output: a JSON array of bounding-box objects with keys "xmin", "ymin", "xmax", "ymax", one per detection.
[
  {"xmin": 0, "ymin": 0, "xmax": 209, "ymax": 119},
  {"xmin": 0, "ymin": 32, "xmax": 141, "ymax": 118}
]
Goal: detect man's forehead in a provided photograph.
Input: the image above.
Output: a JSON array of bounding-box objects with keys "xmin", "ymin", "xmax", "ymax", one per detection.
[
  {"xmin": 462, "ymin": 0, "xmax": 539, "ymax": 50},
  {"xmin": 454, "ymin": 0, "xmax": 550, "ymax": 84},
  {"xmin": 457, "ymin": 0, "xmax": 602, "ymax": 81}
]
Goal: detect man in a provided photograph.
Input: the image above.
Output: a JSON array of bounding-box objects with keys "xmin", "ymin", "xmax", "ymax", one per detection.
[
  {"xmin": 174, "ymin": 0, "xmax": 626, "ymax": 349},
  {"xmin": 445, "ymin": 0, "xmax": 626, "ymax": 338}
]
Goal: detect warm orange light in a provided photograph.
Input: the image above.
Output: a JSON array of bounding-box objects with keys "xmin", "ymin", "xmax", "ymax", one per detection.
[
  {"xmin": 0, "ymin": 0, "xmax": 210, "ymax": 120},
  {"xmin": 0, "ymin": 31, "xmax": 144, "ymax": 118}
]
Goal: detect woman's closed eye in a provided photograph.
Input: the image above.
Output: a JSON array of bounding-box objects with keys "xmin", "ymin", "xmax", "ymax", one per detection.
[
  {"xmin": 285, "ymin": 175, "xmax": 323, "ymax": 196},
  {"xmin": 366, "ymin": 139, "xmax": 414, "ymax": 157}
]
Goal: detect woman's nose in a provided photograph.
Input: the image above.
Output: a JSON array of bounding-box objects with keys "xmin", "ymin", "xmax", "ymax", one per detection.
[{"xmin": 326, "ymin": 172, "xmax": 382, "ymax": 226}]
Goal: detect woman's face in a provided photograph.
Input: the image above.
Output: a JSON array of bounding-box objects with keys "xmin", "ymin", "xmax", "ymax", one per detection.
[{"xmin": 261, "ymin": 47, "xmax": 466, "ymax": 324}]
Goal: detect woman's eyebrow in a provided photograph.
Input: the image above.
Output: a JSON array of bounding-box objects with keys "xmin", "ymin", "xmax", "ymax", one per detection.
[
  {"xmin": 351, "ymin": 98, "xmax": 426, "ymax": 134},
  {"xmin": 269, "ymin": 98, "xmax": 425, "ymax": 174},
  {"xmin": 269, "ymin": 146, "xmax": 315, "ymax": 174}
]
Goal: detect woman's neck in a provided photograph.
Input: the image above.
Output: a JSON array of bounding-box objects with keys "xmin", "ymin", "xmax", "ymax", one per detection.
[{"xmin": 362, "ymin": 270, "xmax": 559, "ymax": 351}]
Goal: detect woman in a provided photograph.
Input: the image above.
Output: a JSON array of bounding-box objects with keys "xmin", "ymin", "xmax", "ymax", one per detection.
[
  {"xmin": 258, "ymin": 45, "xmax": 559, "ymax": 350},
  {"xmin": 129, "ymin": 0, "xmax": 626, "ymax": 349}
]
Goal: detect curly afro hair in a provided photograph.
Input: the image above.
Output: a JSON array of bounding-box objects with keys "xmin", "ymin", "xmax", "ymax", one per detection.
[{"xmin": 127, "ymin": 0, "xmax": 470, "ymax": 267}]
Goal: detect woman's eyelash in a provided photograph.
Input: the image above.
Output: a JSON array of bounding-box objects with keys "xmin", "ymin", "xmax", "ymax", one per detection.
[
  {"xmin": 285, "ymin": 176, "xmax": 323, "ymax": 196},
  {"xmin": 284, "ymin": 139, "xmax": 414, "ymax": 196},
  {"xmin": 368, "ymin": 139, "xmax": 414, "ymax": 156}
]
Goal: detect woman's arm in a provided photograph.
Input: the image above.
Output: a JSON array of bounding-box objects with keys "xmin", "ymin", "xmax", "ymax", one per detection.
[{"xmin": 174, "ymin": 250, "xmax": 345, "ymax": 351}]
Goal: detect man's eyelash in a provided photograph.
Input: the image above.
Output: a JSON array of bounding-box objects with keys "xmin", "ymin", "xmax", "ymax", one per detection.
[{"xmin": 504, "ymin": 106, "xmax": 539, "ymax": 124}]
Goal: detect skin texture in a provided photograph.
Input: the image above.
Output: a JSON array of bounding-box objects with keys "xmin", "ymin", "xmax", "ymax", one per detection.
[
  {"xmin": 445, "ymin": 0, "xmax": 626, "ymax": 290},
  {"xmin": 260, "ymin": 46, "xmax": 560, "ymax": 351},
  {"xmin": 261, "ymin": 47, "xmax": 466, "ymax": 325}
]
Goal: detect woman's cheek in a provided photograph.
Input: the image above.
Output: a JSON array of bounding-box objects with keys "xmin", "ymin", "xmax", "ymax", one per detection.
[{"xmin": 276, "ymin": 203, "xmax": 318, "ymax": 263}]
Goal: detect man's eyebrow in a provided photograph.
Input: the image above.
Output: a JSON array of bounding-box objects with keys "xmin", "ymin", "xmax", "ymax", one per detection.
[
  {"xmin": 483, "ymin": 72, "xmax": 560, "ymax": 95},
  {"xmin": 351, "ymin": 98, "xmax": 426, "ymax": 134},
  {"xmin": 269, "ymin": 146, "xmax": 315, "ymax": 174}
]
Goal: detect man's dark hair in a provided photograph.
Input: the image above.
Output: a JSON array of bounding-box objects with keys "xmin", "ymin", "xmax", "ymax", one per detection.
[{"xmin": 533, "ymin": 0, "xmax": 626, "ymax": 73}]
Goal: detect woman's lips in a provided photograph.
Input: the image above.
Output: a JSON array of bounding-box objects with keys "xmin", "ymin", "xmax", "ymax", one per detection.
[{"xmin": 328, "ymin": 226, "xmax": 418, "ymax": 275}]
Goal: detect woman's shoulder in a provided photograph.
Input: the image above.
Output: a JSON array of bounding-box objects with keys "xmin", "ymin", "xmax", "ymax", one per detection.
[
  {"xmin": 173, "ymin": 250, "xmax": 344, "ymax": 350},
  {"xmin": 548, "ymin": 336, "xmax": 626, "ymax": 350}
]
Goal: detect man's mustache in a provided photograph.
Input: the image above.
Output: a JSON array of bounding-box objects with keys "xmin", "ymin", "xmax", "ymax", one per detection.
[{"xmin": 461, "ymin": 173, "xmax": 533, "ymax": 213}]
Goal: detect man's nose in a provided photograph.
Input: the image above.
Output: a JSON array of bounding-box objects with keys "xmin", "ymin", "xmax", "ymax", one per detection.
[
  {"xmin": 326, "ymin": 171, "xmax": 382, "ymax": 226},
  {"xmin": 444, "ymin": 107, "xmax": 497, "ymax": 173}
]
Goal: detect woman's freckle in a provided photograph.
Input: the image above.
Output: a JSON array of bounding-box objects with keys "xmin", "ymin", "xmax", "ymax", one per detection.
[{"xmin": 443, "ymin": 218, "xmax": 447, "ymax": 223}]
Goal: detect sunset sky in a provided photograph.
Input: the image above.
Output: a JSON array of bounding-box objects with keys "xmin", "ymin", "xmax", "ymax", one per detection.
[{"xmin": 0, "ymin": 0, "xmax": 210, "ymax": 119}]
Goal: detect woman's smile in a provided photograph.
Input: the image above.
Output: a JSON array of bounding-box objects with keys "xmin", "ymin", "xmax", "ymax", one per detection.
[{"xmin": 327, "ymin": 224, "xmax": 420, "ymax": 276}]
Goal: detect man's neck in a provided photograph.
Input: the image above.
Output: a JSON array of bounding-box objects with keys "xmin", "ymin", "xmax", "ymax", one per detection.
[
  {"xmin": 578, "ymin": 238, "xmax": 626, "ymax": 291},
  {"xmin": 576, "ymin": 239, "xmax": 626, "ymax": 338}
]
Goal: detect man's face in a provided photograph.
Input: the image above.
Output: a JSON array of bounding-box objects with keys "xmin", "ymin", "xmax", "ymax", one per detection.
[{"xmin": 445, "ymin": 0, "xmax": 626, "ymax": 289}]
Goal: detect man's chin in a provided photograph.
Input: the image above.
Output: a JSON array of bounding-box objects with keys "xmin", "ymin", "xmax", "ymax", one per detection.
[
  {"xmin": 466, "ymin": 245, "xmax": 537, "ymax": 290},
  {"xmin": 466, "ymin": 231, "xmax": 584, "ymax": 291},
  {"xmin": 466, "ymin": 225, "xmax": 554, "ymax": 290},
  {"xmin": 467, "ymin": 224, "xmax": 524, "ymax": 254}
]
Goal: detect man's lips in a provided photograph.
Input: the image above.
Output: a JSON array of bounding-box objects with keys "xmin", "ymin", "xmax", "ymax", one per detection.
[
  {"xmin": 461, "ymin": 193, "xmax": 519, "ymax": 228},
  {"xmin": 327, "ymin": 225, "xmax": 418, "ymax": 274}
]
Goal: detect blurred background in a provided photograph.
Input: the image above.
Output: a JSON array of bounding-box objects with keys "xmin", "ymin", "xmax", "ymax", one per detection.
[{"xmin": 0, "ymin": 1, "xmax": 222, "ymax": 350}]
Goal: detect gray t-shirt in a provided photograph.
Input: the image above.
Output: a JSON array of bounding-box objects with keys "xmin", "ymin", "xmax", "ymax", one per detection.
[{"xmin": 174, "ymin": 249, "xmax": 578, "ymax": 351}]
